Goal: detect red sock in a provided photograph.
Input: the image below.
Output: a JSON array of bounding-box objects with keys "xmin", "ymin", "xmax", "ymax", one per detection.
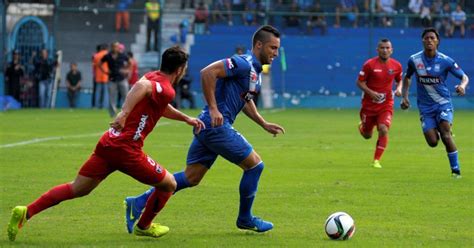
[
  {"xmin": 374, "ymin": 135, "xmax": 388, "ymax": 161},
  {"xmin": 27, "ymin": 183, "xmax": 75, "ymax": 219},
  {"xmin": 137, "ymin": 189, "xmax": 173, "ymax": 230}
]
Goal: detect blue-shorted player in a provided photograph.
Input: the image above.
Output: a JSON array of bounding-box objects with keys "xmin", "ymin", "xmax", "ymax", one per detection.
[
  {"xmin": 401, "ymin": 28, "xmax": 469, "ymax": 178},
  {"xmin": 124, "ymin": 25, "xmax": 285, "ymax": 233}
]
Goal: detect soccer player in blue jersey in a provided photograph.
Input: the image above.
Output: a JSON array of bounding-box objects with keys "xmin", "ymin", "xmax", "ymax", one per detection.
[
  {"xmin": 401, "ymin": 28, "xmax": 469, "ymax": 178},
  {"xmin": 124, "ymin": 25, "xmax": 285, "ymax": 233}
]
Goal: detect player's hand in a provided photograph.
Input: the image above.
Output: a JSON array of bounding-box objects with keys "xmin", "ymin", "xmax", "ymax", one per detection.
[
  {"xmin": 394, "ymin": 88, "xmax": 402, "ymax": 97},
  {"xmin": 109, "ymin": 111, "xmax": 127, "ymax": 131},
  {"xmin": 400, "ymin": 98, "xmax": 410, "ymax": 110},
  {"xmin": 185, "ymin": 117, "xmax": 206, "ymax": 134},
  {"xmin": 370, "ymin": 92, "xmax": 385, "ymax": 103},
  {"xmin": 455, "ymin": 85, "xmax": 466, "ymax": 96},
  {"xmin": 263, "ymin": 122, "xmax": 285, "ymax": 137},
  {"xmin": 210, "ymin": 108, "xmax": 223, "ymax": 127}
]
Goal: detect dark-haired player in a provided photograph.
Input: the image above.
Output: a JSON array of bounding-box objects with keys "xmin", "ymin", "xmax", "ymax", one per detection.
[
  {"xmin": 401, "ymin": 28, "xmax": 469, "ymax": 178},
  {"xmin": 7, "ymin": 46, "xmax": 205, "ymax": 241},
  {"xmin": 124, "ymin": 25, "xmax": 285, "ymax": 233},
  {"xmin": 357, "ymin": 38, "xmax": 403, "ymax": 168}
]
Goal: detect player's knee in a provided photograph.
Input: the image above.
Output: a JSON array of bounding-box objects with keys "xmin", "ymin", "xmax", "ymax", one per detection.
[
  {"xmin": 362, "ymin": 133, "xmax": 372, "ymax": 139},
  {"xmin": 427, "ymin": 139, "xmax": 438, "ymax": 147},
  {"xmin": 73, "ymin": 186, "xmax": 93, "ymax": 197},
  {"xmin": 186, "ymin": 176, "xmax": 201, "ymax": 187},
  {"xmin": 439, "ymin": 132, "xmax": 452, "ymax": 142},
  {"xmin": 378, "ymin": 127, "xmax": 389, "ymax": 136}
]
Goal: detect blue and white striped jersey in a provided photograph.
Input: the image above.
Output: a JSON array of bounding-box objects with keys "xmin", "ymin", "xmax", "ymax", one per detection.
[{"xmin": 406, "ymin": 51, "xmax": 465, "ymax": 112}]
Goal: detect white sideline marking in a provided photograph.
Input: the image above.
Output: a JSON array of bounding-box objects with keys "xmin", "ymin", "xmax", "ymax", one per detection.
[{"xmin": 0, "ymin": 122, "xmax": 170, "ymax": 148}]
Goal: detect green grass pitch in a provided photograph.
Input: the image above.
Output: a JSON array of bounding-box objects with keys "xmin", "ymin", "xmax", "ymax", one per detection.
[{"xmin": 0, "ymin": 108, "xmax": 473, "ymax": 247}]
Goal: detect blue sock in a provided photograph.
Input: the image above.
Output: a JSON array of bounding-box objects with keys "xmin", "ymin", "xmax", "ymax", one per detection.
[
  {"xmin": 174, "ymin": 171, "xmax": 191, "ymax": 193},
  {"xmin": 135, "ymin": 187, "xmax": 155, "ymax": 210},
  {"xmin": 448, "ymin": 151, "xmax": 460, "ymax": 172},
  {"xmin": 238, "ymin": 162, "xmax": 264, "ymax": 222}
]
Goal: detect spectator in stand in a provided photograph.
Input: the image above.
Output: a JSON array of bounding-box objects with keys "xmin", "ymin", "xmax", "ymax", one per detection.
[
  {"xmin": 285, "ymin": 1, "xmax": 301, "ymax": 28},
  {"xmin": 212, "ymin": 0, "xmax": 232, "ymax": 26},
  {"xmin": 420, "ymin": 0, "xmax": 433, "ymax": 27},
  {"xmin": 66, "ymin": 62, "xmax": 82, "ymax": 109},
  {"xmin": 450, "ymin": 4, "xmax": 466, "ymax": 38},
  {"xmin": 93, "ymin": 44, "xmax": 109, "ymax": 109},
  {"xmin": 335, "ymin": 0, "xmax": 359, "ymax": 28},
  {"xmin": 172, "ymin": 69, "xmax": 196, "ymax": 109},
  {"xmin": 306, "ymin": 1, "xmax": 327, "ymax": 35},
  {"xmin": 5, "ymin": 50, "xmax": 24, "ymax": 103},
  {"xmin": 127, "ymin": 51, "xmax": 139, "ymax": 87},
  {"xmin": 100, "ymin": 42, "xmax": 131, "ymax": 117},
  {"xmin": 145, "ymin": 0, "xmax": 161, "ymax": 52},
  {"xmin": 116, "ymin": 0, "xmax": 131, "ymax": 32},
  {"xmin": 434, "ymin": 2, "xmax": 452, "ymax": 37},
  {"xmin": 194, "ymin": 1, "xmax": 209, "ymax": 34},
  {"xmin": 408, "ymin": 0, "xmax": 423, "ymax": 26},
  {"xmin": 242, "ymin": 0, "xmax": 257, "ymax": 26},
  {"xmin": 181, "ymin": 0, "xmax": 195, "ymax": 9},
  {"xmin": 32, "ymin": 49, "xmax": 56, "ymax": 108},
  {"xmin": 377, "ymin": 0, "xmax": 397, "ymax": 27}
]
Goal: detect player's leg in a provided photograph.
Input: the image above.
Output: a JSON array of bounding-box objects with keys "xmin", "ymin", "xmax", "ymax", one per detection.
[
  {"xmin": 359, "ymin": 110, "xmax": 375, "ymax": 139},
  {"xmin": 8, "ymin": 152, "xmax": 108, "ymax": 241},
  {"xmin": 421, "ymin": 114, "xmax": 440, "ymax": 147},
  {"xmin": 235, "ymin": 150, "xmax": 273, "ymax": 232},
  {"xmin": 134, "ymin": 171, "xmax": 176, "ymax": 238},
  {"xmin": 436, "ymin": 109, "xmax": 461, "ymax": 177},
  {"xmin": 372, "ymin": 111, "xmax": 392, "ymax": 168},
  {"xmin": 124, "ymin": 136, "xmax": 216, "ymax": 233}
]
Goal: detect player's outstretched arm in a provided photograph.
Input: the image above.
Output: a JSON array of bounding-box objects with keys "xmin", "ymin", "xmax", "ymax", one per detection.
[
  {"xmin": 110, "ymin": 79, "xmax": 151, "ymax": 130},
  {"xmin": 400, "ymin": 76, "xmax": 411, "ymax": 110},
  {"xmin": 201, "ymin": 61, "xmax": 227, "ymax": 127},
  {"xmin": 163, "ymin": 104, "xmax": 205, "ymax": 134},
  {"xmin": 455, "ymin": 74, "xmax": 469, "ymax": 96},
  {"xmin": 242, "ymin": 100, "xmax": 285, "ymax": 136}
]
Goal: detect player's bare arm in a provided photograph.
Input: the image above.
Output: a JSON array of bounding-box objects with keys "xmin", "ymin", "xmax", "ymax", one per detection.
[
  {"xmin": 163, "ymin": 104, "xmax": 205, "ymax": 134},
  {"xmin": 401, "ymin": 76, "xmax": 411, "ymax": 109},
  {"xmin": 394, "ymin": 79, "xmax": 402, "ymax": 97},
  {"xmin": 455, "ymin": 74, "xmax": 469, "ymax": 96},
  {"xmin": 356, "ymin": 80, "xmax": 384, "ymax": 102},
  {"xmin": 110, "ymin": 79, "xmax": 152, "ymax": 130},
  {"xmin": 242, "ymin": 100, "xmax": 285, "ymax": 136},
  {"xmin": 200, "ymin": 60, "xmax": 227, "ymax": 127}
]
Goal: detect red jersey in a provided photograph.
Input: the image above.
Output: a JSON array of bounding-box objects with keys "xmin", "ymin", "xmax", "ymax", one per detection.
[
  {"xmin": 358, "ymin": 57, "xmax": 402, "ymax": 109},
  {"xmin": 99, "ymin": 71, "xmax": 175, "ymax": 150}
]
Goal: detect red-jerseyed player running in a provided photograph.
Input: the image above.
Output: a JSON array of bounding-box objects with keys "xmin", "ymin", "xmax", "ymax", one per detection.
[
  {"xmin": 356, "ymin": 38, "xmax": 402, "ymax": 168},
  {"xmin": 7, "ymin": 46, "xmax": 205, "ymax": 241}
]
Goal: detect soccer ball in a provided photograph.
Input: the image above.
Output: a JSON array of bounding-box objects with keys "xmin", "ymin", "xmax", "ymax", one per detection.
[{"xmin": 324, "ymin": 212, "xmax": 355, "ymax": 240}]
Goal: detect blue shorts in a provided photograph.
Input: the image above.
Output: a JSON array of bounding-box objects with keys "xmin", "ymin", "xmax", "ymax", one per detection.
[
  {"xmin": 186, "ymin": 123, "xmax": 253, "ymax": 168},
  {"xmin": 419, "ymin": 105, "xmax": 453, "ymax": 133}
]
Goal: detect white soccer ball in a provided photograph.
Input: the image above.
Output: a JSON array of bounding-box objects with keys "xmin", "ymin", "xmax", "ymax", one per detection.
[{"xmin": 324, "ymin": 212, "xmax": 355, "ymax": 240}]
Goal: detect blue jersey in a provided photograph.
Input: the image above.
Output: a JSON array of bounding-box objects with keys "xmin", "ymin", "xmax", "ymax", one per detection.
[
  {"xmin": 199, "ymin": 53, "xmax": 262, "ymax": 127},
  {"xmin": 405, "ymin": 51, "xmax": 465, "ymax": 112}
]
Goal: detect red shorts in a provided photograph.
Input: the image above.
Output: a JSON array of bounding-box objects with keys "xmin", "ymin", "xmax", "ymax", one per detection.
[
  {"xmin": 359, "ymin": 107, "xmax": 393, "ymax": 135},
  {"xmin": 78, "ymin": 143, "xmax": 167, "ymax": 185}
]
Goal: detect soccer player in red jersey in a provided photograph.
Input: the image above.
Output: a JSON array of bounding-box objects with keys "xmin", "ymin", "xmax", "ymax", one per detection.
[
  {"xmin": 356, "ymin": 38, "xmax": 403, "ymax": 168},
  {"xmin": 7, "ymin": 46, "xmax": 205, "ymax": 241}
]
